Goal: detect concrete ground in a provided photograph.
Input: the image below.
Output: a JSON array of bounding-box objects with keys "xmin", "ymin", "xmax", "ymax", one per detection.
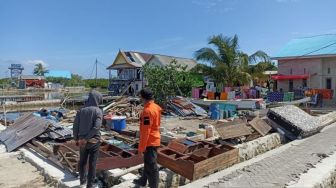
[
  {"xmin": 183, "ymin": 123, "xmax": 336, "ymax": 188},
  {"xmin": 0, "ymin": 145, "xmax": 53, "ymax": 188},
  {"xmin": 0, "ymin": 124, "xmax": 53, "ymax": 188},
  {"xmin": 127, "ymin": 116, "xmax": 205, "ymax": 133}
]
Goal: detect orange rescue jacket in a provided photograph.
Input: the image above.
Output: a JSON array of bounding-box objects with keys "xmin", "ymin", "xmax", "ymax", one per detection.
[{"xmin": 138, "ymin": 100, "xmax": 161, "ymax": 152}]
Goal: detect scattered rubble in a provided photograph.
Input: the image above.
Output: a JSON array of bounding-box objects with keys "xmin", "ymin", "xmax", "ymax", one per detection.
[{"xmin": 1, "ymin": 96, "xmax": 336, "ymax": 188}]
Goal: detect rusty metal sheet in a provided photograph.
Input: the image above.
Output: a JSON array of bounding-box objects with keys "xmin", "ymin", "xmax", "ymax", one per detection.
[
  {"xmin": 215, "ymin": 123, "xmax": 252, "ymax": 140},
  {"xmin": 0, "ymin": 113, "xmax": 51, "ymax": 152},
  {"xmin": 249, "ymin": 117, "xmax": 272, "ymax": 136},
  {"xmin": 158, "ymin": 140, "xmax": 239, "ymax": 180}
]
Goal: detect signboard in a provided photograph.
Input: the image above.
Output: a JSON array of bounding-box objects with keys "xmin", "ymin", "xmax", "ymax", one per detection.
[{"xmin": 10, "ymin": 64, "xmax": 23, "ymax": 69}]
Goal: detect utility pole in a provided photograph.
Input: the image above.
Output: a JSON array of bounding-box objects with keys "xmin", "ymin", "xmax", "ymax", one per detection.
[{"xmin": 95, "ymin": 58, "xmax": 98, "ymax": 87}]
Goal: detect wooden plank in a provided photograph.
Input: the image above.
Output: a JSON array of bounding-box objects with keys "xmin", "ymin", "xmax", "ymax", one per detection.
[
  {"xmin": 216, "ymin": 118, "xmax": 247, "ymax": 128},
  {"xmin": 194, "ymin": 148, "xmax": 239, "ymax": 180},
  {"xmin": 249, "ymin": 117, "xmax": 272, "ymax": 136},
  {"xmin": 215, "ymin": 123, "xmax": 252, "ymax": 140}
]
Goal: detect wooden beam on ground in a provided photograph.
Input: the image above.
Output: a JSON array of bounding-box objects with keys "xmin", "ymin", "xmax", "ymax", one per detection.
[{"xmin": 249, "ymin": 117, "xmax": 272, "ymax": 136}]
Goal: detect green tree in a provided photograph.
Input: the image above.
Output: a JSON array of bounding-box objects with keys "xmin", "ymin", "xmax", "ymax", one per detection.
[
  {"xmin": 248, "ymin": 61, "xmax": 277, "ymax": 81},
  {"xmin": 143, "ymin": 60, "xmax": 203, "ymax": 106},
  {"xmin": 84, "ymin": 79, "xmax": 109, "ymax": 89},
  {"xmin": 194, "ymin": 34, "xmax": 270, "ymax": 86},
  {"xmin": 33, "ymin": 63, "xmax": 49, "ymax": 76},
  {"xmin": 46, "ymin": 74, "xmax": 86, "ymax": 87}
]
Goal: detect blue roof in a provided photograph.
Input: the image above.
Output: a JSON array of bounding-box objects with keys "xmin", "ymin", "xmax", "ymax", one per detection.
[
  {"xmin": 273, "ymin": 34, "xmax": 336, "ymax": 59},
  {"xmin": 45, "ymin": 70, "xmax": 72, "ymax": 79}
]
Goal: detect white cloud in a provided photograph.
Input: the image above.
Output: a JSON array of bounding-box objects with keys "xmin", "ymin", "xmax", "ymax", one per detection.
[{"xmin": 24, "ymin": 60, "xmax": 49, "ymax": 68}]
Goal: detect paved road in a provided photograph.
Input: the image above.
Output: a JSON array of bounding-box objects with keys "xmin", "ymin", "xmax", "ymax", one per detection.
[{"xmin": 200, "ymin": 123, "xmax": 336, "ymax": 188}]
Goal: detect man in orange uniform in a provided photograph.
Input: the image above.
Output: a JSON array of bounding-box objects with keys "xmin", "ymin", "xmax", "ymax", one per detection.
[{"xmin": 133, "ymin": 88, "xmax": 161, "ymax": 188}]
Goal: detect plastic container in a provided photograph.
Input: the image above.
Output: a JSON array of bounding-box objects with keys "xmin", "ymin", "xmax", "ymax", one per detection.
[
  {"xmin": 209, "ymin": 103, "xmax": 220, "ymax": 120},
  {"xmin": 112, "ymin": 116, "xmax": 126, "ymax": 132},
  {"xmin": 197, "ymin": 129, "xmax": 207, "ymax": 138},
  {"xmin": 210, "ymin": 103, "xmax": 237, "ymax": 120},
  {"xmin": 104, "ymin": 114, "xmax": 114, "ymax": 129},
  {"xmin": 205, "ymin": 125, "xmax": 214, "ymax": 138}
]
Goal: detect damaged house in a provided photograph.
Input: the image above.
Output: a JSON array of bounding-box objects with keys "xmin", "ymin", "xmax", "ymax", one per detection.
[{"xmin": 106, "ymin": 50, "xmax": 197, "ymax": 96}]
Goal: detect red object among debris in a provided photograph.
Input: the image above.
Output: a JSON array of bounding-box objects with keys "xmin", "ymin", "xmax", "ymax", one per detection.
[
  {"xmin": 53, "ymin": 141, "xmax": 143, "ymax": 175},
  {"xmin": 157, "ymin": 139, "xmax": 239, "ymax": 180},
  {"xmin": 24, "ymin": 79, "xmax": 45, "ymax": 88},
  {"xmin": 20, "ymin": 75, "xmax": 46, "ymax": 88},
  {"xmin": 271, "ymin": 74, "xmax": 309, "ymax": 80}
]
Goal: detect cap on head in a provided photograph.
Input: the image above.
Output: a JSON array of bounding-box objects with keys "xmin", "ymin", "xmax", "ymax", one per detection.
[{"xmin": 140, "ymin": 88, "xmax": 153, "ymax": 100}]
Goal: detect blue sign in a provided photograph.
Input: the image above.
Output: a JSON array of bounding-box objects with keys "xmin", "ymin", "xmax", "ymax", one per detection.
[{"xmin": 10, "ymin": 64, "xmax": 23, "ymax": 69}]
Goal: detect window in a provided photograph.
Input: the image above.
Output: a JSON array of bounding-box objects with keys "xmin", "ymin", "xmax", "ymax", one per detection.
[
  {"xmin": 135, "ymin": 84, "xmax": 139, "ymax": 91},
  {"xmin": 328, "ymin": 67, "xmax": 331, "ymax": 74},
  {"xmin": 136, "ymin": 69, "xmax": 141, "ymax": 80},
  {"xmin": 290, "ymin": 68, "xmax": 293, "ymax": 75},
  {"xmin": 125, "ymin": 52, "xmax": 135, "ymax": 62},
  {"xmin": 289, "ymin": 80, "xmax": 293, "ymax": 92},
  {"xmin": 302, "ymin": 79, "xmax": 307, "ymax": 87},
  {"xmin": 304, "ymin": 68, "xmax": 306, "ymax": 74},
  {"xmin": 326, "ymin": 78, "xmax": 332, "ymax": 89}
]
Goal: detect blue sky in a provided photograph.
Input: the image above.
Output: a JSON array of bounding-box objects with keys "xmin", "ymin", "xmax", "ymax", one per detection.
[{"xmin": 1, "ymin": 0, "xmax": 336, "ymax": 78}]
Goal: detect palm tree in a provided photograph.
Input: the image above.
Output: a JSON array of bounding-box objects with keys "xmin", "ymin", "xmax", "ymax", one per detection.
[
  {"xmin": 33, "ymin": 63, "xmax": 48, "ymax": 76},
  {"xmin": 248, "ymin": 61, "xmax": 277, "ymax": 82},
  {"xmin": 194, "ymin": 34, "xmax": 270, "ymax": 86}
]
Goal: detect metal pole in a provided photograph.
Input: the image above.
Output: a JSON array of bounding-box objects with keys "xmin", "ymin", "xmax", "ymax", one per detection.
[{"xmin": 95, "ymin": 59, "xmax": 98, "ymax": 87}]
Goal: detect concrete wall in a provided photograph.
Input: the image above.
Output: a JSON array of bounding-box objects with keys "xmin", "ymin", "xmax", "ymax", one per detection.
[
  {"xmin": 322, "ymin": 57, "xmax": 336, "ymax": 92},
  {"xmin": 277, "ymin": 57, "xmax": 336, "ymax": 93}
]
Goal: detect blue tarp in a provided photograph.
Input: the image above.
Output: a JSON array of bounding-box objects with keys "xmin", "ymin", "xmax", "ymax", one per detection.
[{"xmin": 45, "ymin": 70, "xmax": 72, "ymax": 79}]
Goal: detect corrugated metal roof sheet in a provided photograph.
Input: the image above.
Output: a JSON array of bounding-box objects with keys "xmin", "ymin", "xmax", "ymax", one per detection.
[
  {"xmin": 45, "ymin": 70, "xmax": 72, "ymax": 79},
  {"xmin": 149, "ymin": 54, "xmax": 197, "ymax": 71},
  {"xmin": 273, "ymin": 34, "xmax": 336, "ymax": 59},
  {"xmin": 0, "ymin": 113, "xmax": 51, "ymax": 152}
]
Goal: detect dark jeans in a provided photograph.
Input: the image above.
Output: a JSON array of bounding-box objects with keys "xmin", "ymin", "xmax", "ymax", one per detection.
[
  {"xmin": 139, "ymin": 147, "xmax": 159, "ymax": 188},
  {"xmin": 79, "ymin": 142, "xmax": 100, "ymax": 188}
]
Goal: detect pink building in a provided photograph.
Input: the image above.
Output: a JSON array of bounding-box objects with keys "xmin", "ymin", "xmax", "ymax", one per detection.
[{"xmin": 272, "ymin": 34, "xmax": 336, "ymax": 97}]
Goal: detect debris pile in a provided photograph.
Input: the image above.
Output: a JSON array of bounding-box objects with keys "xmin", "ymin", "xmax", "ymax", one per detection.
[
  {"xmin": 0, "ymin": 113, "xmax": 73, "ymax": 152},
  {"xmin": 166, "ymin": 96, "xmax": 207, "ymax": 117},
  {"xmin": 104, "ymin": 97, "xmax": 143, "ymax": 123}
]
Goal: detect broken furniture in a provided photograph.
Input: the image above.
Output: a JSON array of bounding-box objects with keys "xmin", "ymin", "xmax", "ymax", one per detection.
[
  {"xmin": 157, "ymin": 139, "xmax": 239, "ymax": 180},
  {"xmin": 53, "ymin": 141, "xmax": 143, "ymax": 175}
]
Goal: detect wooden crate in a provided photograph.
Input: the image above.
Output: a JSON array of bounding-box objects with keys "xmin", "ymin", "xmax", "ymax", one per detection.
[{"xmin": 158, "ymin": 141, "xmax": 239, "ymax": 180}]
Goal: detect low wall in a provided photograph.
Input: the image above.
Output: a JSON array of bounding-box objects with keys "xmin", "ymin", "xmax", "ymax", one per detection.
[
  {"xmin": 237, "ymin": 133, "xmax": 282, "ymax": 162},
  {"xmin": 1, "ymin": 99, "xmax": 61, "ymax": 112}
]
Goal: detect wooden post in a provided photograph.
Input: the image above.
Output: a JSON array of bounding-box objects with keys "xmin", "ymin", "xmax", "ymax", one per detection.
[{"xmin": 3, "ymin": 103, "xmax": 6, "ymax": 126}]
